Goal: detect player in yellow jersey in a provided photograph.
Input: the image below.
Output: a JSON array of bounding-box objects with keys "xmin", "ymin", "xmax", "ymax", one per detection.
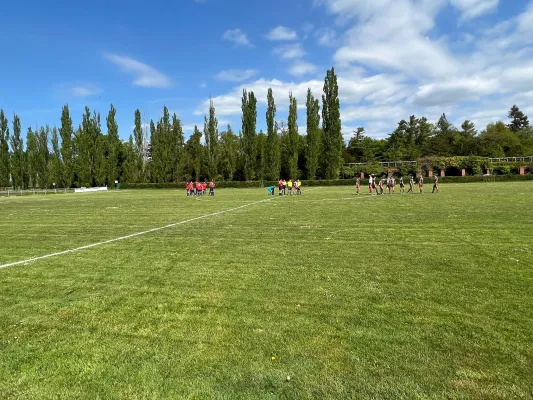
[{"xmin": 287, "ymin": 179, "xmax": 293, "ymax": 195}]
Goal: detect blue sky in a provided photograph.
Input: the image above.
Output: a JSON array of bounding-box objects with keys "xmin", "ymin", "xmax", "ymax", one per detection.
[{"xmin": 1, "ymin": 0, "xmax": 533, "ymax": 141}]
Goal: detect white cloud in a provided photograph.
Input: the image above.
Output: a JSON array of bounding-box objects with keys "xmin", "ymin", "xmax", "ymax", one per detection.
[
  {"xmin": 342, "ymin": 104, "xmax": 407, "ymax": 122},
  {"xmin": 450, "ymin": 0, "xmax": 499, "ymax": 21},
  {"xmin": 410, "ymin": 76, "xmax": 500, "ymax": 107},
  {"xmin": 222, "ymin": 29, "xmax": 253, "ymax": 47},
  {"xmin": 315, "ymin": 28, "xmax": 338, "ymax": 47},
  {"xmin": 194, "ymin": 77, "xmax": 324, "ymax": 117},
  {"xmin": 192, "ymin": 1, "xmax": 533, "ymax": 139},
  {"xmin": 216, "ymin": 69, "xmax": 258, "ymax": 82},
  {"xmin": 266, "ymin": 26, "xmax": 298, "ymax": 41},
  {"xmin": 338, "ymin": 74, "xmax": 408, "ymax": 105},
  {"xmin": 517, "ymin": 2, "xmax": 533, "ymax": 32},
  {"xmin": 289, "ymin": 61, "xmax": 318, "ymax": 77},
  {"xmin": 319, "ymin": 0, "xmax": 459, "ymax": 79},
  {"xmin": 71, "ymin": 85, "xmax": 101, "ymax": 97},
  {"xmin": 104, "ymin": 53, "xmax": 171, "ymax": 88},
  {"xmin": 273, "ymin": 43, "xmax": 306, "ymax": 60}
]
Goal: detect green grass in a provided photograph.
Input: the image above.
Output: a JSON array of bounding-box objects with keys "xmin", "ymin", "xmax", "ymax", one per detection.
[{"xmin": 1, "ymin": 183, "xmax": 532, "ymax": 399}]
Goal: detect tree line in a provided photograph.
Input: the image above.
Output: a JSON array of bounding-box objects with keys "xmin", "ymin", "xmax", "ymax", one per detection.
[
  {"xmin": 1, "ymin": 66, "xmax": 532, "ymax": 189},
  {"xmin": 345, "ymin": 105, "xmax": 532, "ymax": 165}
]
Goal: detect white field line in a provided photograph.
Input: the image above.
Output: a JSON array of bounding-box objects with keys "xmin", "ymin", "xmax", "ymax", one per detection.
[{"xmin": 0, "ymin": 198, "xmax": 274, "ymax": 270}]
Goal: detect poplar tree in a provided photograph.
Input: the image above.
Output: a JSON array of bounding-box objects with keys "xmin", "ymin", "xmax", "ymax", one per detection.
[
  {"xmin": 265, "ymin": 88, "xmax": 280, "ymax": 180},
  {"xmin": 26, "ymin": 128, "xmax": 38, "ymax": 187},
  {"xmin": 322, "ymin": 67, "xmax": 342, "ymax": 179},
  {"xmin": 204, "ymin": 98, "xmax": 219, "ymax": 179},
  {"xmin": 133, "ymin": 109, "xmax": 144, "ymax": 182},
  {"xmin": 0, "ymin": 110, "xmax": 10, "ymax": 187},
  {"xmin": 78, "ymin": 107, "xmax": 103, "ymax": 186},
  {"xmin": 60, "ymin": 105, "xmax": 74, "ymax": 187},
  {"xmin": 10, "ymin": 114, "xmax": 25, "ymax": 189},
  {"xmin": 171, "ymin": 113, "xmax": 185, "ymax": 181},
  {"xmin": 241, "ymin": 89, "xmax": 257, "ymax": 180},
  {"xmin": 149, "ymin": 119, "xmax": 161, "ymax": 182},
  {"xmin": 50, "ymin": 127, "xmax": 63, "ymax": 187},
  {"xmin": 160, "ymin": 106, "xmax": 173, "ymax": 182},
  {"xmin": 256, "ymin": 130, "xmax": 267, "ymax": 182},
  {"xmin": 106, "ymin": 104, "xmax": 120, "ymax": 185},
  {"xmin": 187, "ymin": 125, "xmax": 203, "ymax": 180},
  {"xmin": 220, "ymin": 124, "xmax": 238, "ymax": 181},
  {"xmin": 287, "ymin": 92, "xmax": 299, "ymax": 178},
  {"xmin": 36, "ymin": 126, "xmax": 50, "ymax": 188},
  {"xmin": 306, "ymin": 88, "xmax": 320, "ymax": 179}
]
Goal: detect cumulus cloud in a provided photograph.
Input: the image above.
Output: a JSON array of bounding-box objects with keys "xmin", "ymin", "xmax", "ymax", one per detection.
[
  {"xmin": 71, "ymin": 85, "xmax": 101, "ymax": 97},
  {"xmin": 315, "ymin": 28, "xmax": 339, "ymax": 47},
  {"xmin": 410, "ymin": 77, "xmax": 500, "ymax": 107},
  {"xmin": 266, "ymin": 26, "xmax": 298, "ymax": 41},
  {"xmin": 317, "ymin": 0, "xmax": 458, "ymax": 79},
  {"xmin": 289, "ymin": 61, "xmax": 318, "ymax": 77},
  {"xmin": 450, "ymin": 0, "xmax": 499, "ymax": 21},
  {"xmin": 273, "ymin": 43, "xmax": 306, "ymax": 60},
  {"xmin": 104, "ymin": 53, "xmax": 171, "ymax": 88},
  {"xmin": 222, "ymin": 29, "xmax": 253, "ymax": 47},
  {"xmin": 196, "ymin": 1, "xmax": 533, "ymax": 139}
]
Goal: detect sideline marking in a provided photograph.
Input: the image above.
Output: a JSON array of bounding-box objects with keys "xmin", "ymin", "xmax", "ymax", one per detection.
[{"xmin": 0, "ymin": 198, "xmax": 274, "ymax": 270}]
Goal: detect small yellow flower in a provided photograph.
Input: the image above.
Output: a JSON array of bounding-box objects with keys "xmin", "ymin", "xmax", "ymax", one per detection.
[{"xmin": 271, "ymin": 356, "xmax": 276, "ymax": 361}]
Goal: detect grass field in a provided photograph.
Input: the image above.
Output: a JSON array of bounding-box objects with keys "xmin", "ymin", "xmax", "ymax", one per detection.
[{"xmin": 1, "ymin": 183, "xmax": 532, "ymax": 399}]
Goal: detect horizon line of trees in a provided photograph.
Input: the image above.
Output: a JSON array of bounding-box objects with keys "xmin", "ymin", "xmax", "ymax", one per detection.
[{"xmin": 1, "ymin": 67, "xmax": 532, "ymax": 189}]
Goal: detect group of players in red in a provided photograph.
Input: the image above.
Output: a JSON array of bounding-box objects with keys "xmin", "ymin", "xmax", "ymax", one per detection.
[
  {"xmin": 186, "ymin": 180, "xmax": 216, "ymax": 196},
  {"xmin": 355, "ymin": 174, "xmax": 439, "ymax": 195}
]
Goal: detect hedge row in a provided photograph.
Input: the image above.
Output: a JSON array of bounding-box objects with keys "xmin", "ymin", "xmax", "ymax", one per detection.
[{"xmin": 119, "ymin": 174, "xmax": 533, "ymax": 190}]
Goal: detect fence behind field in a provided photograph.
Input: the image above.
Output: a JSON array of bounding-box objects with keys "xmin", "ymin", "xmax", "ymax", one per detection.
[{"xmin": 0, "ymin": 188, "xmax": 75, "ymax": 197}]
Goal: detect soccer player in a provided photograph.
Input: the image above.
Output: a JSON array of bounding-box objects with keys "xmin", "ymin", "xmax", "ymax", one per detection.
[
  {"xmin": 369, "ymin": 174, "xmax": 374, "ymax": 194},
  {"xmin": 282, "ymin": 179, "xmax": 287, "ymax": 195},
  {"xmin": 391, "ymin": 176, "xmax": 396, "ymax": 194},
  {"xmin": 379, "ymin": 178, "xmax": 384, "ymax": 195},
  {"xmin": 267, "ymin": 186, "xmax": 275, "ymax": 195},
  {"xmin": 386, "ymin": 177, "xmax": 391, "ymax": 194},
  {"xmin": 432, "ymin": 176, "xmax": 439, "ymax": 193},
  {"xmin": 408, "ymin": 176, "xmax": 414, "ymax": 193},
  {"xmin": 186, "ymin": 181, "xmax": 191, "ymax": 196},
  {"xmin": 399, "ymin": 176, "xmax": 405, "ymax": 194},
  {"xmin": 418, "ymin": 176, "xmax": 424, "ymax": 193},
  {"xmin": 209, "ymin": 180, "xmax": 215, "ymax": 196},
  {"xmin": 278, "ymin": 178, "xmax": 283, "ymax": 196},
  {"xmin": 287, "ymin": 179, "xmax": 293, "ymax": 195},
  {"xmin": 355, "ymin": 177, "xmax": 361, "ymax": 195},
  {"xmin": 294, "ymin": 179, "xmax": 301, "ymax": 195}
]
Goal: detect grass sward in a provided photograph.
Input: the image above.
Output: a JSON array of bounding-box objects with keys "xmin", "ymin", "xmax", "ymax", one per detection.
[{"xmin": 1, "ymin": 183, "xmax": 532, "ymax": 399}]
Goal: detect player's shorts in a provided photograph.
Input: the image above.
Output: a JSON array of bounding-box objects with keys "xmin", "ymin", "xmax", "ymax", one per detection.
[{"xmin": 400, "ymin": 183, "xmax": 404, "ymax": 188}]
